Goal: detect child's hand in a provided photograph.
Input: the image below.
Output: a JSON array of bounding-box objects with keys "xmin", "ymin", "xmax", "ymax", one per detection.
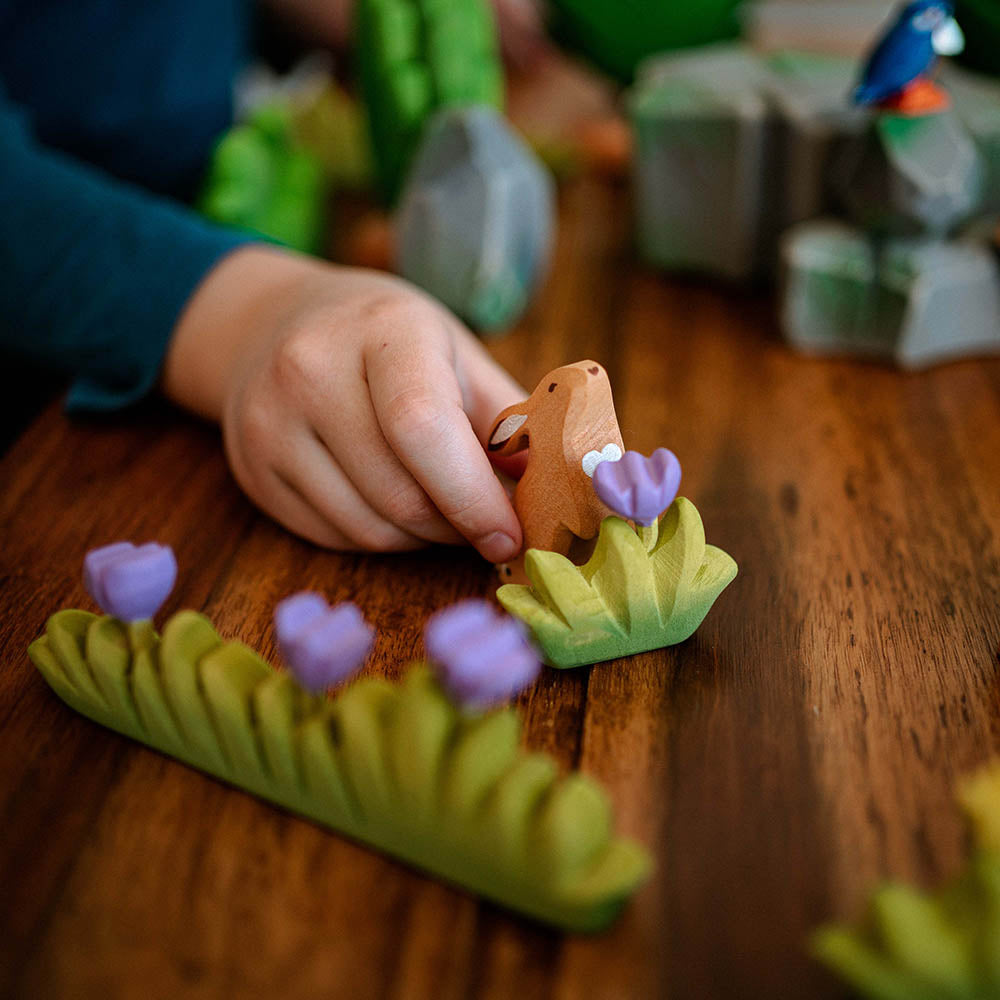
[
  {"xmin": 492, "ymin": 0, "xmax": 552, "ymax": 71},
  {"xmin": 163, "ymin": 246, "xmax": 525, "ymax": 563}
]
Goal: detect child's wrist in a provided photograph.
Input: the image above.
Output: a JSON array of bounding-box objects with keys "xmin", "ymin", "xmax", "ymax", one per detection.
[{"xmin": 161, "ymin": 244, "xmax": 318, "ymax": 421}]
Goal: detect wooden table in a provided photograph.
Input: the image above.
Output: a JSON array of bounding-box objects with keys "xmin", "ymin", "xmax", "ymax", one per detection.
[{"xmin": 2, "ymin": 169, "xmax": 999, "ymax": 999}]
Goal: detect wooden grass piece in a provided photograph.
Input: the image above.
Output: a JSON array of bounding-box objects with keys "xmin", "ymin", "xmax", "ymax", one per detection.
[
  {"xmin": 498, "ymin": 498, "xmax": 738, "ymax": 668},
  {"xmin": 812, "ymin": 856, "xmax": 1000, "ymax": 1000},
  {"xmin": 812, "ymin": 761, "xmax": 1000, "ymax": 999},
  {"xmin": 28, "ymin": 610, "xmax": 651, "ymax": 932}
]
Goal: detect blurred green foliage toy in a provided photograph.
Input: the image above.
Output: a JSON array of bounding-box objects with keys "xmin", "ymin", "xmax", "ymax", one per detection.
[
  {"xmin": 355, "ymin": 0, "xmax": 504, "ymax": 204},
  {"xmin": 547, "ymin": 0, "xmax": 742, "ymax": 82},
  {"xmin": 498, "ymin": 500, "xmax": 737, "ymax": 669},
  {"xmin": 198, "ymin": 104, "xmax": 329, "ymax": 255},
  {"xmin": 294, "ymin": 81, "xmax": 374, "ymax": 191}
]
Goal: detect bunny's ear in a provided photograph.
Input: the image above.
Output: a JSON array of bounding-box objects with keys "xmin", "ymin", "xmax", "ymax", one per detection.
[{"xmin": 488, "ymin": 409, "xmax": 529, "ymax": 455}]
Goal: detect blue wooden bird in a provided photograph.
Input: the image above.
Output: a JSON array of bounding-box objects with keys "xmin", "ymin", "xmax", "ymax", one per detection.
[{"xmin": 854, "ymin": 1, "xmax": 965, "ymax": 109}]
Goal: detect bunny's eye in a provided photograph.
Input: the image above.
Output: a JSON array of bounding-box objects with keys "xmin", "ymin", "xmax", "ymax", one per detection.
[{"xmin": 548, "ymin": 383, "xmax": 557, "ymax": 392}]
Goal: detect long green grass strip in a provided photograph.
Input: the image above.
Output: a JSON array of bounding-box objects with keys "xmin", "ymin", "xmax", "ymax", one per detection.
[
  {"xmin": 28, "ymin": 609, "xmax": 651, "ymax": 931},
  {"xmin": 498, "ymin": 498, "xmax": 738, "ymax": 668}
]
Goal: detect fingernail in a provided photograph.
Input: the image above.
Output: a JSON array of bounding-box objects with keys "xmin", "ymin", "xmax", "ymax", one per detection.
[{"xmin": 478, "ymin": 531, "xmax": 520, "ymax": 564}]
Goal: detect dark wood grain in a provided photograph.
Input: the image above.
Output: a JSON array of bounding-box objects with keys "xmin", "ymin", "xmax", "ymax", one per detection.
[{"xmin": 2, "ymin": 175, "xmax": 1000, "ymax": 999}]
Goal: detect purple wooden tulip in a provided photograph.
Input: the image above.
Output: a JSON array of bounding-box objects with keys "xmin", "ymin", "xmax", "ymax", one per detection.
[
  {"xmin": 83, "ymin": 541, "xmax": 178, "ymax": 622},
  {"xmin": 274, "ymin": 592, "xmax": 374, "ymax": 693},
  {"xmin": 592, "ymin": 448, "xmax": 682, "ymax": 526},
  {"xmin": 424, "ymin": 600, "xmax": 541, "ymax": 709}
]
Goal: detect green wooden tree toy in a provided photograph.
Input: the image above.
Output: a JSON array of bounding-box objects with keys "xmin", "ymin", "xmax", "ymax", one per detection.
[{"xmin": 355, "ymin": 0, "xmax": 504, "ymax": 204}]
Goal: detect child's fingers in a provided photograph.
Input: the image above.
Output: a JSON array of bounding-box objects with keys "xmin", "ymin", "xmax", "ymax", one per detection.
[
  {"xmin": 226, "ymin": 408, "xmax": 426, "ymax": 552},
  {"xmin": 452, "ymin": 329, "xmax": 528, "ymax": 443},
  {"xmin": 364, "ymin": 338, "xmax": 523, "ymax": 564},
  {"xmin": 307, "ymin": 385, "xmax": 466, "ymax": 547},
  {"xmin": 276, "ymin": 432, "xmax": 428, "ymax": 552},
  {"xmin": 231, "ymin": 437, "xmax": 355, "ymax": 550},
  {"xmin": 452, "ymin": 330, "xmax": 530, "ymax": 481},
  {"xmin": 263, "ymin": 471, "xmax": 356, "ymax": 550},
  {"xmin": 494, "ymin": 0, "xmax": 552, "ymax": 71}
]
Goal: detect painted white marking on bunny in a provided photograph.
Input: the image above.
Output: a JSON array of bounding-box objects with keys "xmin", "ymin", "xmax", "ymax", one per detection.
[{"xmin": 582, "ymin": 443, "xmax": 622, "ymax": 478}]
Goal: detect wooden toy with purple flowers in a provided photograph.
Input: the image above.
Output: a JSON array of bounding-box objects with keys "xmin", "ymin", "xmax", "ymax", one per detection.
[{"xmin": 28, "ymin": 542, "xmax": 652, "ymax": 933}]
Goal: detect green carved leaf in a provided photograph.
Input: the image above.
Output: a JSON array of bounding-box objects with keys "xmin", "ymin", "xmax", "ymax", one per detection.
[
  {"xmin": 29, "ymin": 611, "xmax": 103, "ymax": 720},
  {"xmin": 84, "ymin": 617, "xmax": 143, "ymax": 738},
  {"xmin": 158, "ymin": 611, "xmax": 228, "ymax": 776},
  {"xmin": 441, "ymin": 709, "xmax": 521, "ymax": 819},
  {"xmin": 132, "ymin": 640, "xmax": 186, "ymax": 756},
  {"xmin": 583, "ymin": 516, "xmax": 659, "ymax": 632},
  {"xmin": 498, "ymin": 498, "xmax": 738, "ymax": 668},
  {"xmin": 28, "ymin": 609, "xmax": 651, "ymax": 932},
  {"xmin": 331, "ymin": 679, "xmax": 399, "ymax": 821},
  {"xmin": 476, "ymin": 753, "xmax": 559, "ymax": 868},
  {"xmin": 386, "ymin": 668, "xmax": 457, "ymax": 825},
  {"xmin": 298, "ymin": 708, "xmax": 362, "ymax": 826},
  {"xmin": 46, "ymin": 610, "xmax": 107, "ymax": 714},
  {"xmin": 253, "ymin": 673, "xmax": 315, "ymax": 795},
  {"xmin": 530, "ymin": 775, "xmax": 613, "ymax": 883},
  {"xmin": 650, "ymin": 498, "xmax": 711, "ymax": 621},
  {"xmin": 199, "ymin": 642, "xmax": 273, "ymax": 785},
  {"xmin": 526, "ymin": 548, "xmax": 615, "ymax": 632}
]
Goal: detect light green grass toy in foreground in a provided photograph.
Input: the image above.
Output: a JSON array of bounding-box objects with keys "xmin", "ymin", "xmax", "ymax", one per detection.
[
  {"xmin": 28, "ymin": 609, "xmax": 651, "ymax": 932},
  {"xmin": 812, "ymin": 762, "xmax": 1000, "ymax": 999},
  {"xmin": 497, "ymin": 497, "xmax": 738, "ymax": 669}
]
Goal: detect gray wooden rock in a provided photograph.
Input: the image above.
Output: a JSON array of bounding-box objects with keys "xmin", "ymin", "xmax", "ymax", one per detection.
[
  {"xmin": 942, "ymin": 63, "xmax": 1000, "ymax": 215},
  {"xmin": 832, "ymin": 110, "xmax": 985, "ymax": 237},
  {"xmin": 762, "ymin": 51, "xmax": 869, "ymax": 248},
  {"xmin": 394, "ymin": 105, "xmax": 554, "ymax": 334},
  {"xmin": 629, "ymin": 45, "xmax": 866, "ymax": 281},
  {"xmin": 780, "ymin": 220, "xmax": 1000, "ymax": 368},
  {"xmin": 630, "ymin": 45, "xmax": 773, "ymax": 282},
  {"xmin": 629, "ymin": 45, "xmax": 1000, "ymax": 282}
]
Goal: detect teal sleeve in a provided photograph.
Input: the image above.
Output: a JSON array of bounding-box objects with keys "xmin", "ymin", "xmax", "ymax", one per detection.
[{"xmin": 0, "ymin": 85, "xmax": 256, "ymax": 413}]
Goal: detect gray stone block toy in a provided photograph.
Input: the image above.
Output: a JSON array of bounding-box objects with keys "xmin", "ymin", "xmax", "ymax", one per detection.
[
  {"xmin": 629, "ymin": 45, "xmax": 867, "ymax": 281},
  {"xmin": 629, "ymin": 45, "xmax": 773, "ymax": 282},
  {"xmin": 763, "ymin": 51, "xmax": 869, "ymax": 245},
  {"xmin": 394, "ymin": 105, "xmax": 555, "ymax": 334},
  {"xmin": 631, "ymin": 42, "xmax": 1000, "ymax": 368},
  {"xmin": 941, "ymin": 63, "xmax": 1000, "ymax": 214},
  {"xmin": 832, "ymin": 110, "xmax": 985, "ymax": 236},
  {"xmin": 630, "ymin": 44, "xmax": 1000, "ymax": 280},
  {"xmin": 780, "ymin": 220, "xmax": 1000, "ymax": 368}
]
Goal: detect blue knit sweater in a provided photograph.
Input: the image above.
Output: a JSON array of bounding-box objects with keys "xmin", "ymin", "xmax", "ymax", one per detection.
[{"xmin": 0, "ymin": 0, "xmax": 256, "ymax": 411}]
